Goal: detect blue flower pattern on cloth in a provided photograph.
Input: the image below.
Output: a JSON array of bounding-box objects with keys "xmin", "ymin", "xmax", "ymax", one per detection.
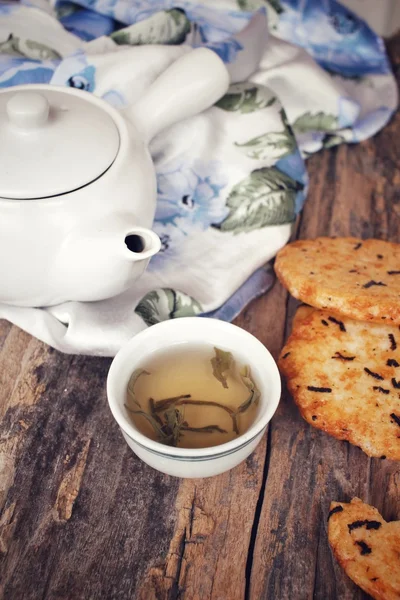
[
  {"xmin": 275, "ymin": 0, "xmax": 391, "ymax": 76},
  {"xmin": 150, "ymin": 222, "xmax": 186, "ymax": 268},
  {"xmin": 67, "ymin": 64, "xmax": 95, "ymax": 91},
  {"xmin": 0, "ymin": 59, "xmax": 55, "ymax": 87},
  {"xmin": 57, "ymin": 3, "xmax": 116, "ymax": 41},
  {"xmin": 155, "ymin": 160, "xmax": 228, "ymax": 226},
  {"xmin": 0, "ymin": 0, "xmax": 396, "ymax": 355},
  {"xmin": 151, "ymin": 160, "xmax": 228, "ymax": 268}
]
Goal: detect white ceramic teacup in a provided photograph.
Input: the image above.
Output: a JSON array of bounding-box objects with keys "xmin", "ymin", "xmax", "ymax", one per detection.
[{"xmin": 107, "ymin": 317, "xmax": 281, "ymax": 478}]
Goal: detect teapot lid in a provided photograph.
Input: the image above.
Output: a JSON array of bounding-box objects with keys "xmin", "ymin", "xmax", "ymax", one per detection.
[{"xmin": 0, "ymin": 86, "xmax": 120, "ymax": 199}]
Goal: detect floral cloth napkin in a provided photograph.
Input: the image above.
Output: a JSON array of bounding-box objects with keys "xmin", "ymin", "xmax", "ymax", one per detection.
[{"xmin": 0, "ymin": 0, "xmax": 397, "ymax": 356}]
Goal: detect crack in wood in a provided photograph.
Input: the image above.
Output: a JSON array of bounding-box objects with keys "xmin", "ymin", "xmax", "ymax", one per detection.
[
  {"xmin": 0, "ymin": 334, "xmax": 48, "ymax": 421},
  {"xmin": 53, "ymin": 439, "xmax": 91, "ymax": 522},
  {"xmin": 137, "ymin": 483, "xmax": 216, "ymax": 600},
  {"xmin": 244, "ymin": 426, "xmax": 273, "ymax": 600},
  {"xmin": 312, "ymin": 506, "xmax": 321, "ymax": 597},
  {"xmin": 169, "ymin": 496, "xmax": 198, "ymax": 600},
  {"xmin": 0, "ymin": 337, "xmax": 50, "ymax": 537},
  {"xmin": 0, "ymin": 444, "xmax": 17, "ymax": 513},
  {"xmin": 0, "ymin": 502, "xmax": 16, "ymax": 555}
]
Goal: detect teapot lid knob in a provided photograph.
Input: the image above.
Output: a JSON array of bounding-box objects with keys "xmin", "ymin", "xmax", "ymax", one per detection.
[{"xmin": 7, "ymin": 92, "xmax": 50, "ymax": 129}]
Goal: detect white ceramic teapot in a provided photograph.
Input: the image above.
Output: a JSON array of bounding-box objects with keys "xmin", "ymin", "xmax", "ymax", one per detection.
[{"xmin": 0, "ymin": 48, "xmax": 229, "ymax": 307}]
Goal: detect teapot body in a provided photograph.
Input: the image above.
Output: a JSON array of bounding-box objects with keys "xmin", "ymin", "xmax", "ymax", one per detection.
[{"xmin": 0, "ymin": 101, "xmax": 159, "ymax": 307}]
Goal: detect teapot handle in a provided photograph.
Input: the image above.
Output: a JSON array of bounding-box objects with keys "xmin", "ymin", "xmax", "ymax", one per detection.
[{"xmin": 126, "ymin": 47, "xmax": 230, "ymax": 143}]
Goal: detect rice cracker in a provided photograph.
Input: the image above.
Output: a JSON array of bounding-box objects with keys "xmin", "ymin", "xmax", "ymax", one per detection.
[
  {"xmin": 275, "ymin": 237, "xmax": 400, "ymax": 324},
  {"xmin": 328, "ymin": 498, "xmax": 400, "ymax": 600},
  {"xmin": 279, "ymin": 306, "xmax": 400, "ymax": 459}
]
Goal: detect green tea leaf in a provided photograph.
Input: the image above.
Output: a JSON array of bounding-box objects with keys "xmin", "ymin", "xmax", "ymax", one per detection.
[
  {"xmin": 163, "ymin": 407, "xmax": 185, "ymax": 447},
  {"xmin": 125, "ymin": 404, "xmax": 167, "ymax": 440},
  {"xmin": 126, "ymin": 403, "xmax": 185, "ymax": 447},
  {"xmin": 127, "ymin": 369, "xmax": 150, "ymax": 406},
  {"xmin": 211, "ymin": 347, "xmax": 234, "ymax": 389},
  {"xmin": 235, "ymin": 366, "xmax": 261, "ymax": 414},
  {"xmin": 149, "ymin": 398, "xmax": 164, "ymax": 426},
  {"xmin": 153, "ymin": 397, "xmax": 239, "ymax": 434},
  {"xmin": 151, "ymin": 394, "xmax": 191, "ymax": 413},
  {"xmin": 181, "ymin": 425, "xmax": 228, "ymax": 434}
]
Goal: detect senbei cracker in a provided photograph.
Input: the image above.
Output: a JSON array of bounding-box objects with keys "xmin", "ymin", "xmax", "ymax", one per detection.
[
  {"xmin": 328, "ymin": 498, "xmax": 400, "ymax": 600},
  {"xmin": 274, "ymin": 237, "xmax": 400, "ymax": 324},
  {"xmin": 278, "ymin": 306, "xmax": 400, "ymax": 459}
]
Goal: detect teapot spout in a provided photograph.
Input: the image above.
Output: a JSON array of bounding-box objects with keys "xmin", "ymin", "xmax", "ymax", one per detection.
[
  {"xmin": 53, "ymin": 219, "xmax": 161, "ymax": 303},
  {"xmin": 123, "ymin": 226, "xmax": 161, "ymax": 261}
]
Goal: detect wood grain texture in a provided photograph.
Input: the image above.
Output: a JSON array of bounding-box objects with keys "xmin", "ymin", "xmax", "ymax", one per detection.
[{"xmin": 0, "ymin": 35, "xmax": 399, "ymax": 600}]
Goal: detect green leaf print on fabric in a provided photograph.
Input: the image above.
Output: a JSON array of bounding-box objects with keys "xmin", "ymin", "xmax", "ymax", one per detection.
[
  {"xmin": 292, "ymin": 111, "xmax": 338, "ymax": 134},
  {"xmin": 322, "ymin": 129, "xmax": 352, "ymax": 149},
  {"xmin": 56, "ymin": 3, "xmax": 80, "ymax": 19},
  {"xmin": 237, "ymin": 0, "xmax": 283, "ymax": 11},
  {"xmin": 213, "ymin": 168, "xmax": 303, "ymax": 234},
  {"xmin": 216, "ymin": 82, "xmax": 276, "ymax": 114},
  {"xmin": 235, "ymin": 108, "xmax": 296, "ymax": 159},
  {"xmin": 0, "ymin": 34, "xmax": 61, "ymax": 60},
  {"xmin": 266, "ymin": 0, "xmax": 284, "ymax": 13},
  {"xmin": 111, "ymin": 9, "xmax": 191, "ymax": 46},
  {"xmin": 237, "ymin": 0, "xmax": 264, "ymax": 10},
  {"xmin": 135, "ymin": 289, "xmax": 202, "ymax": 327}
]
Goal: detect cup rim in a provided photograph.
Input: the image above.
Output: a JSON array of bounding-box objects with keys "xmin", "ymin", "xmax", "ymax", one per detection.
[{"xmin": 107, "ymin": 317, "xmax": 281, "ymax": 459}]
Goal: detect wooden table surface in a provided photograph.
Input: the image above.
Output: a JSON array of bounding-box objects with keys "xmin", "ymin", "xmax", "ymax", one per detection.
[{"xmin": 1, "ymin": 37, "xmax": 400, "ymax": 600}]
